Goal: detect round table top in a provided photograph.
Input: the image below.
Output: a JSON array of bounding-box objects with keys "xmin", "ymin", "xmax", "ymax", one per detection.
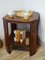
[{"xmin": 3, "ymin": 11, "xmax": 40, "ymax": 23}]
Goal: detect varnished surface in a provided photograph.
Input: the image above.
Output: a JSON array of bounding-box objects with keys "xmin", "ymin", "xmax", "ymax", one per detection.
[
  {"xmin": 3, "ymin": 11, "xmax": 40, "ymax": 56},
  {"xmin": 3, "ymin": 11, "xmax": 40, "ymax": 23}
]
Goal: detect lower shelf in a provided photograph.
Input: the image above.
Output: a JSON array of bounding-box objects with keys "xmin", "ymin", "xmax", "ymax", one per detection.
[
  {"xmin": 9, "ymin": 32, "xmax": 30, "ymax": 51},
  {"xmin": 11, "ymin": 45, "xmax": 29, "ymax": 51}
]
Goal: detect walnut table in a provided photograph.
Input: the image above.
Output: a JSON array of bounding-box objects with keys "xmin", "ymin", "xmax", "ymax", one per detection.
[{"xmin": 3, "ymin": 11, "xmax": 40, "ymax": 56}]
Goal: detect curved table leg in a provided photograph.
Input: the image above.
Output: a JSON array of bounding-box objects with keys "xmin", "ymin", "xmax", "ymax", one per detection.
[
  {"xmin": 29, "ymin": 22, "xmax": 38, "ymax": 56},
  {"xmin": 3, "ymin": 20, "xmax": 11, "ymax": 54}
]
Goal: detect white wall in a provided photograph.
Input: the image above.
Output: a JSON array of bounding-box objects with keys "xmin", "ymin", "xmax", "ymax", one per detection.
[{"xmin": 0, "ymin": 0, "xmax": 45, "ymax": 44}]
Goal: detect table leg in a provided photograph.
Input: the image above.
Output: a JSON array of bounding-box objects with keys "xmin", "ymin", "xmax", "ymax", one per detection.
[
  {"xmin": 3, "ymin": 20, "xmax": 11, "ymax": 54},
  {"xmin": 11, "ymin": 23, "xmax": 17, "ymax": 48},
  {"xmin": 29, "ymin": 23, "xmax": 37, "ymax": 56}
]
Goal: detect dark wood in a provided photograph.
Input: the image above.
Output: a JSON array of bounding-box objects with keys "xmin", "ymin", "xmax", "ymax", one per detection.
[
  {"xmin": 29, "ymin": 20, "xmax": 39, "ymax": 56},
  {"xmin": 3, "ymin": 11, "xmax": 40, "ymax": 56},
  {"xmin": 3, "ymin": 20, "xmax": 11, "ymax": 53}
]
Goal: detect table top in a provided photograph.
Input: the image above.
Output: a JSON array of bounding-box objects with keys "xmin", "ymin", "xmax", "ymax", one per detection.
[{"xmin": 3, "ymin": 11, "xmax": 40, "ymax": 23}]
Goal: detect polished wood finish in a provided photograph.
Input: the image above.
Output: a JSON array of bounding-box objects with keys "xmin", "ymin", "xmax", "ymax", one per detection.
[
  {"xmin": 3, "ymin": 20, "xmax": 11, "ymax": 53},
  {"xmin": 3, "ymin": 11, "xmax": 40, "ymax": 56}
]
